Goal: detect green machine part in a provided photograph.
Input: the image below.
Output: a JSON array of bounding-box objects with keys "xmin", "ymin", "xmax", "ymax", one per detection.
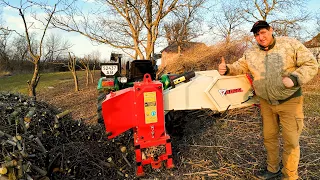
[
  {"xmin": 97, "ymin": 78, "xmax": 105, "ymax": 91},
  {"xmin": 160, "ymin": 71, "xmax": 195, "ymax": 90},
  {"xmin": 160, "ymin": 74, "xmax": 171, "ymax": 90},
  {"xmin": 97, "ymin": 77, "xmax": 119, "ymax": 91}
]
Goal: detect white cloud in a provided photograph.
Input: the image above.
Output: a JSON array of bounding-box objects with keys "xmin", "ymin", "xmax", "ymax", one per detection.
[
  {"xmin": 3, "ymin": 5, "xmax": 15, "ymax": 11},
  {"xmin": 81, "ymin": 0, "xmax": 96, "ymax": 3},
  {"xmin": 3, "ymin": 14, "xmax": 24, "ymax": 31},
  {"xmin": 67, "ymin": 34, "xmax": 112, "ymax": 59}
]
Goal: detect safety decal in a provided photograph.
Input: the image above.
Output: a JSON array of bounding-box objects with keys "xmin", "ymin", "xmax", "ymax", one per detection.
[{"xmin": 144, "ymin": 92, "xmax": 158, "ymax": 124}]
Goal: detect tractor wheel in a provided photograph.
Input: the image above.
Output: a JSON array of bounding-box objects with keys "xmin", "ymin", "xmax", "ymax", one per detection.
[{"xmin": 97, "ymin": 90, "xmax": 110, "ymax": 124}]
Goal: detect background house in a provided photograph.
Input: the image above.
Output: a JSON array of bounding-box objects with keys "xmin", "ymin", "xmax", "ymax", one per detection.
[{"xmin": 304, "ymin": 33, "xmax": 320, "ymax": 64}]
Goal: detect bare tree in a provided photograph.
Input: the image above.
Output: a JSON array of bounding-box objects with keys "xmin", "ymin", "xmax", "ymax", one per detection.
[
  {"xmin": 316, "ymin": 11, "xmax": 320, "ymax": 33},
  {"xmin": 10, "ymin": 33, "xmax": 40, "ymax": 61},
  {"xmin": 239, "ymin": 0, "xmax": 309, "ymax": 37},
  {"xmin": 80, "ymin": 56, "xmax": 91, "ymax": 86},
  {"xmin": 88, "ymin": 50, "xmax": 101, "ymax": 83},
  {"xmin": 0, "ymin": 9, "xmax": 12, "ymax": 73},
  {"xmin": 43, "ymin": 33, "xmax": 72, "ymax": 62},
  {"xmin": 10, "ymin": 35, "xmax": 29, "ymax": 61},
  {"xmin": 0, "ymin": 30, "xmax": 10, "ymax": 72},
  {"xmin": 164, "ymin": 0, "xmax": 205, "ymax": 54},
  {"xmin": 68, "ymin": 52, "xmax": 79, "ymax": 92},
  {"xmin": 1, "ymin": 1, "xmax": 59, "ymax": 99},
  {"xmin": 209, "ymin": 0, "xmax": 245, "ymax": 44},
  {"xmin": 53, "ymin": 0, "xmax": 183, "ymax": 60}
]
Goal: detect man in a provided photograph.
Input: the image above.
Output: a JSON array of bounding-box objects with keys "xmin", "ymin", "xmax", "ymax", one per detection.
[{"xmin": 218, "ymin": 20, "xmax": 318, "ymax": 180}]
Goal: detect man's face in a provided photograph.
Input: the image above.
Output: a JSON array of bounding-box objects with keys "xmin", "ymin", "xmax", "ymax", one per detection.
[{"xmin": 254, "ymin": 27, "xmax": 274, "ymax": 47}]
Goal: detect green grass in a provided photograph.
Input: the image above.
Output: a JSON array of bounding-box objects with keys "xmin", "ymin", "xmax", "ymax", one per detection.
[{"xmin": 0, "ymin": 71, "xmax": 85, "ymax": 94}]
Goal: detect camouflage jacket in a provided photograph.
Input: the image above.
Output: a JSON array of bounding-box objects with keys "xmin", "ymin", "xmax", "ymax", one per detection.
[{"xmin": 226, "ymin": 36, "xmax": 318, "ymax": 105}]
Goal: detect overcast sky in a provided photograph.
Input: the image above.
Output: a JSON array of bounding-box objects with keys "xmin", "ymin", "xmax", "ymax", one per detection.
[{"xmin": 2, "ymin": 0, "xmax": 320, "ymax": 60}]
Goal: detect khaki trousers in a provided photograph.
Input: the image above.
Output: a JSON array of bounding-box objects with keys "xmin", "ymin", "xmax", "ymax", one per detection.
[{"xmin": 260, "ymin": 96, "xmax": 304, "ymax": 180}]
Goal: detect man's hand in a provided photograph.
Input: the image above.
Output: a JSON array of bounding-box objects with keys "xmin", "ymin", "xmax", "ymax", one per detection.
[
  {"xmin": 282, "ymin": 77, "xmax": 294, "ymax": 88},
  {"xmin": 218, "ymin": 57, "xmax": 227, "ymax": 75}
]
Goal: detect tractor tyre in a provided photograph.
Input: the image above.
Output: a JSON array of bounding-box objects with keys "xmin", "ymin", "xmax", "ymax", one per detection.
[
  {"xmin": 97, "ymin": 93, "xmax": 106, "ymax": 102},
  {"xmin": 97, "ymin": 91, "xmax": 109, "ymax": 124}
]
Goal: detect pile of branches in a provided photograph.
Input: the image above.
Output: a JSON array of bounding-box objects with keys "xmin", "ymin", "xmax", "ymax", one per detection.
[
  {"xmin": 0, "ymin": 92, "xmax": 135, "ymax": 180},
  {"xmin": 1, "ymin": 92, "xmax": 319, "ymax": 179}
]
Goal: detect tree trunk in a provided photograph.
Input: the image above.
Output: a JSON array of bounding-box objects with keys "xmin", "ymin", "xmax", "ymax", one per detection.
[
  {"xmin": 28, "ymin": 60, "xmax": 40, "ymax": 99},
  {"xmin": 145, "ymin": 0, "xmax": 152, "ymax": 60},
  {"xmin": 133, "ymin": 37, "xmax": 144, "ymax": 59},
  {"xmin": 90, "ymin": 64, "xmax": 95, "ymax": 84},
  {"xmin": 86, "ymin": 70, "xmax": 89, "ymax": 86},
  {"xmin": 72, "ymin": 70, "xmax": 79, "ymax": 91},
  {"xmin": 68, "ymin": 52, "xmax": 79, "ymax": 92}
]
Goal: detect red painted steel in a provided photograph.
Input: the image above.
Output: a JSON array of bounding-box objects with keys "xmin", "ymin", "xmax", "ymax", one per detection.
[
  {"xmin": 133, "ymin": 74, "xmax": 165, "ymax": 141},
  {"xmin": 101, "ymin": 74, "xmax": 174, "ymax": 176},
  {"xmin": 102, "ymin": 88, "xmax": 135, "ymax": 139}
]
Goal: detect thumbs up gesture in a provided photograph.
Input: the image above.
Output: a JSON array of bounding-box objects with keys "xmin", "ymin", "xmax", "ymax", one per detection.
[{"xmin": 218, "ymin": 57, "xmax": 227, "ymax": 75}]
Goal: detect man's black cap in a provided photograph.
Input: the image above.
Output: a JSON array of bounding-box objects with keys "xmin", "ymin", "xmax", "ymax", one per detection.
[{"xmin": 250, "ymin": 20, "xmax": 270, "ymax": 33}]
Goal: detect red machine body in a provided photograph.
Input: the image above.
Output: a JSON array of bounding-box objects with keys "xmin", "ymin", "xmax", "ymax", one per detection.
[{"xmin": 101, "ymin": 74, "xmax": 174, "ymax": 176}]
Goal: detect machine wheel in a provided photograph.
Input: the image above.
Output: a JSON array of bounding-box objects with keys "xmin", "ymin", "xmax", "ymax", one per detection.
[{"xmin": 97, "ymin": 90, "xmax": 110, "ymax": 124}]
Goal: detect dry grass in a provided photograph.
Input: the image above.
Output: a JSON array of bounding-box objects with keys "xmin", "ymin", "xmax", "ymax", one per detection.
[
  {"xmin": 303, "ymin": 71, "xmax": 320, "ymax": 117},
  {"xmin": 159, "ymin": 42, "xmax": 246, "ymax": 74},
  {"xmin": 0, "ymin": 71, "xmax": 12, "ymax": 77}
]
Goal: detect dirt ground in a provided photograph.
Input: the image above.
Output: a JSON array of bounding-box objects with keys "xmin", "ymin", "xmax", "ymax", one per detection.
[
  {"xmin": 34, "ymin": 70, "xmax": 320, "ymax": 179},
  {"xmin": 37, "ymin": 72, "xmax": 100, "ymax": 123}
]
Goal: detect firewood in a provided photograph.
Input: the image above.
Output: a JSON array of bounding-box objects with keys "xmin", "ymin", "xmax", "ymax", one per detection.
[
  {"xmin": 30, "ymin": 164, "xmax": 47, "ymax": 176},
  {"xmin": 54, "ymin": 110, "xmax": 71, "ymax": 128},
  {"xmin": 0, "ymin": 92, "xmax": 134, "ymax": 179},
  {"xmin": 0, "ymin": 167, "xmax": 7, "ymax": 175},
  {"xmin": 56, "ymin": 110, "xmax": 71, "ymax": 119},
  {"xmin": 1, "ymin": 160, "xmax": 17, "ymax": 168},
  {"xmin": 33, "ymin": 137, "xmax": 47, "ymax": 153}
]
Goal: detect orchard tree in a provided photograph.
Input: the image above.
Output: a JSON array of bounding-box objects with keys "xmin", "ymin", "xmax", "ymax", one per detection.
[
  {"xmin": 1, "ymin": 0, "xmax": 59, "ymax": 99},
  {"xmin": 68, "ymin": 52, "xmax": 79, "ymax": 92},
  {"xmin": 80, "ymin": 55, "xmax": 92, "ymax": 86}
]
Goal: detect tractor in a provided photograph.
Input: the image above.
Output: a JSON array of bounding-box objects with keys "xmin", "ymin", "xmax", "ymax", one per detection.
[{"xmin": 97, "ymin": 53, "xmax": 157, "ymax": 123}]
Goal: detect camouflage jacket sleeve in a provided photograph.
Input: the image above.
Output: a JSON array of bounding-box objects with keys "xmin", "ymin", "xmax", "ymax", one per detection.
[
  {"xmin": 291, "ymin": 40, "xmax": 318, "ymax": 85},
  {"xmin": 225, "ymin": 54, "xmax": 249, "ymax": 75}
]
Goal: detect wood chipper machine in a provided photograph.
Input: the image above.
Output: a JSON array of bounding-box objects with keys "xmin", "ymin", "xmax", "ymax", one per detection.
[
  {"xmin": 97, "ymin": 54, "xmax": 156, "ymax": 123},
  {"xmin": 100, "ymin": 70, "xmax": 258, "ymax": 176}
]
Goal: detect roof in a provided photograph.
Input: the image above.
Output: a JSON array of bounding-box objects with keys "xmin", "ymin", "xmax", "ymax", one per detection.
[
  {"xmin": 304, "ymin": 33, "xmax": 320, "ymax": 48},
  {"xmin": 160, "ymin": 42, "xmax": 206, "ymax": 53}
]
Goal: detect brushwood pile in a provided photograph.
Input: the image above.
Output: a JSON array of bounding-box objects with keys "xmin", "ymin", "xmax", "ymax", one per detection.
[
  {"xmin": 0, "ymin": 92, "xmax": 135, "ymax": 180},
  {"xmin": 1, "ymin": 92, "xmax": 319, "ymax": 180}
]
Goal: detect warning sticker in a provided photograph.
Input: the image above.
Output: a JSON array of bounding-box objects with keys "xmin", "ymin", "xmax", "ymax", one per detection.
[
  {"xmin": 144, "ymin": 92, "xmax": 158, "ymax": 124},
  {"xmin": 173, "ymin": 76, "xmax": 186, "ymax": 85}
]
